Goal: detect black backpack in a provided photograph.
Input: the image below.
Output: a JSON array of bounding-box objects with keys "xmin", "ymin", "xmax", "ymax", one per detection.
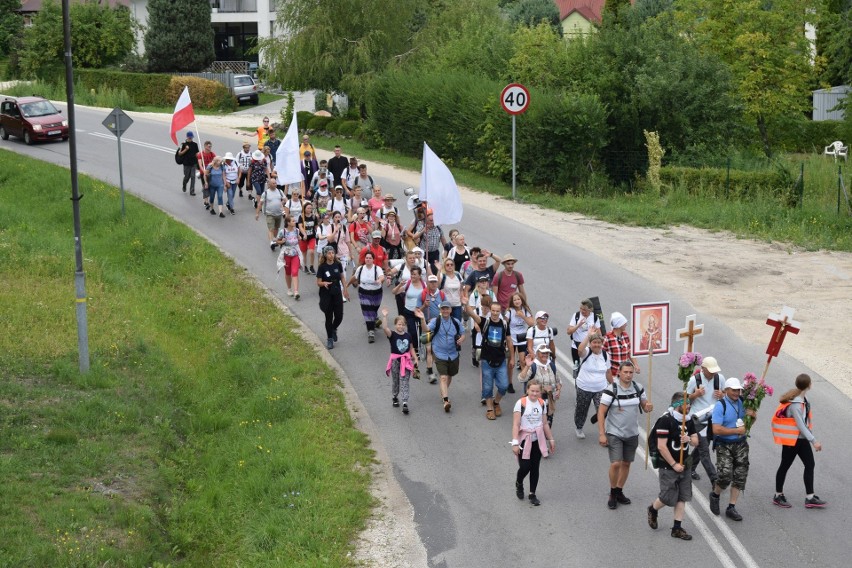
[
  {"xmin": 647, "ymin": 412, "xmax": 675, "ymax": 469},
  {"xmin": 174, "ymin": 147, "xmax": 183, "ymax": 165},
  {"xmin": 591, "ymin": 380, "xmax": 642, "ymax": 425}
]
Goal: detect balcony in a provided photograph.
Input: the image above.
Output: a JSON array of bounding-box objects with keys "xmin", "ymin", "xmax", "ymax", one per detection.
[{"xmin": 210, "ymin": 0, "xmax": 257, "ymax": 13}]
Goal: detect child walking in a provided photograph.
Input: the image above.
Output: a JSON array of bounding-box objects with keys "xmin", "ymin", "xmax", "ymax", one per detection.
[{"xmin": 382, "ymin": 307, "xmax": 417, "ymax": 414}]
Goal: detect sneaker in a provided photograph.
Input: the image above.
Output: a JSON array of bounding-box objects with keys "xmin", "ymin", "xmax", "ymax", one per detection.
[
  {"xmin": 219, "ymin": 212, "xmax": 225, "ymax": 218},
  {"xmin": 412, "ymin": 367, "xmax": 421, "ymax": 380},
  {"xmin": 332, "ymin": 330, "xmax": 338, "ymax": 342},
  {"xmin": 493, "ymin": 403, "xmax": 502, "ymax": 417},
  {"xmin": 270, "ymin": 242, "xmax": 278, "ymax": 251},
  {"xmin": 229, "ymin": 208, "xmax": 235, "ymax": 215},
  {"xmin": 368, "ymin": 331, "xmax": 375, "ymax": 343},
  {"xmin": 326, "ymin": 338, "xmax": 334, "ymax": 350},
  {"xmin": 575, "ymin": 429, "xmax": 586, "ymax": 439},
  {"xmin": 725, "ymin": 506, "xmax": 743, "ymax": 521},
  {"xmin": 486, "ymin": 409, "xmax": 496, "ymax": 420},
  {"xmin": 308, "ymin": 266, "xmax": 316, "ymax": 275},
  {"xmin": 294, "ymin": 292, "xmax": 300, "ymax": 301},
  {"xmin": 647, "ymin": 505, "xmax": 658, "ymax": 529},
  {"xmin": 304, "ymin": 266, "xmax": 310, "ymax": 274},
  {"xmin": 516, "ymin": 481, "xmax": 524, "ymax": 500},
  {"xmin": 528, "ymin": 494, "xmax": 541, "ymax": 506},
  {"xmin": 480, "ymin": 398, "xmax": 486, "ymax": 406},
  {"xmin": 402, "ymin": 403, "xmax": 409, "ymax": 415},
  {"xmin": 205, "ymin": 203, "xmax": 211, "ymax": 210},
  {"xmin": 471, "ymin": 357, "xmax": 479, "ymax": 368},
  {"xmin": 286, "ymin": 290, "xmax": 294, "ymax": 297},
  {"xmin": 210, "ymin": 208, "xmax": 216, "ymax": 215},
  {"xmin": 709, "ymin": 491, "xmax": 720, "ymax": 516},
  {"xmin": 443, "ymin": 400, "xmax": 451, "ymax": 413},
  {"xmin": 805, "ymin": 496, "xmax": 827, "ymax": 509},
  {"xmin": 773, "ymin": 494, "xmax": 792, "ymax": 508},
  {"xmin": 671, "ymin": 527, "xmax": 693, "ymax": 541},
  {"xmin": 516, "ymin": 361, "xmax": 522, "ymax": 370},
  {"xmin": 507, "ymin": 383, "xmax": 515, "ymax": 394},
  {"xmin": 343, "ymin": 296, "xmax": 348, "ymax": 303},
  {"xmin": 239, "ymin": 190, "xmax": 243, "ymax": 197},
  {"xmin": 608, "ymin": 495, "xmax": 617, "ymax": 510},
  {"xmin": 392, "ymin": 397, "xmax": 399, "ymax": 408},
  {"xmin": 428, "ymin": 373, "xmax": 437, "ymax": 384},
  {"xmin": 691, "ymin": 471, "xmax": 701, "ymax": 481},
  {"xmin": 182, "ymin": 186, "xmax": 187, "ymax": 193},
  {"xmin": 615, "ymin": 492, "xmax": 631, "ymax": 505}
]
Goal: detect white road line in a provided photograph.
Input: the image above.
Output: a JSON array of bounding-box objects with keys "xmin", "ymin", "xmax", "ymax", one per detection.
[
  {"xmin": 552, "ymin": 351, "xmax": 754, "ymax": 568},
  {"xmin": 88, "ymin": 131, "xmax": 173, "ymax": 154}
]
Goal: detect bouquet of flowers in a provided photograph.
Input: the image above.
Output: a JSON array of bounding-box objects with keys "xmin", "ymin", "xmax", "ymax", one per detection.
[
  {"xmin": 677, "ymin": 352, "xmax": 703, "ymax": 385},
  {"xmin": 741, "ymin": 372, "xmax": 774, "ymax": 433}
]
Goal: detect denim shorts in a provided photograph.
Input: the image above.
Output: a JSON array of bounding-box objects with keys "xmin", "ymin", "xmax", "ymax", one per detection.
[{"xmin": 480, "ymin": 360, "xmax": 508, "ymax": 399}]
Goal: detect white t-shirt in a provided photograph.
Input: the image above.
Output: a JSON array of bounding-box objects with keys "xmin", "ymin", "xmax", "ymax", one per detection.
[
  {"xmin": 261, "ymin": 188, "xmax": 285, "ymax": 216},
  {"xmin": 576, "ymin": 349, "xmax": 609, "ymax": 392},
  {"xmin": 404, "ymin": 281, "xmax": 424, "ymax": 311},
  {"xmin": 514, "ymin": 397, "xmax": 547, "ymax": 440},
  {"xmin": 285, "ymin": 198, "xmax": 303, "ymax": 220},
  {"xmin": 316, "ymin": 222, "xmax": 332, "ymax": 248},
  {"xmin": 355, "ymin": 264, "xmax": 384, "ymax": 291},
  {"xmin": 507, "ymin": 308, "xmax": 531, "ymax": 346},
  {"xmin": 570, "ymin": 311, "xmax": 600, "ymax": 347},
  {"xmin": 224, "ymin": 162, "xmax": 239, "ymax": 182},
  {"xmin": 441, "ymin": 273, "xmax": 462, "ymax": 306},
  {"xmin": 526, "ymin": 325, "xmax": 553, "ymax": 353}
]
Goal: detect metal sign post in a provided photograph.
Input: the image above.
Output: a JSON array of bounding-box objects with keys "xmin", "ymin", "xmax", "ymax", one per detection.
[
  {"xmin": 102, "ymin": 108, "xmax": 134, "ymax": 217},
  {"xmin": 500, "ymin": 83, "xmax": 530, "ymax": 201}
]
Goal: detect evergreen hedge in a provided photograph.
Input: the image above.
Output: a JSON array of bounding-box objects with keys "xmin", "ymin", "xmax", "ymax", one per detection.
[{"xmin": 306, "ymin": 116, "xmax": 334, "ymax": 130}]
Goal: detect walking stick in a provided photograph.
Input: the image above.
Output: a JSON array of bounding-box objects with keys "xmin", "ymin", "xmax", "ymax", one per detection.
[
  {"xmin": 679, "ymin": 389, "xmax": 687, "ymax": 465},
  {"xmin": 644, "ymin": 346, "xmax": 654, "ymax": 470}
]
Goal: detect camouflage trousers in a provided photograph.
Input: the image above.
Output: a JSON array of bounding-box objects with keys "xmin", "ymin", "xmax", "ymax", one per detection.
[{"xmin": 715, "ymin": 440, "xmax": 749, "ymax": 491}]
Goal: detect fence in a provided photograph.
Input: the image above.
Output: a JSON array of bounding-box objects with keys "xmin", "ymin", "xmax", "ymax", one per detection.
[{"xmin": 173, "ymin": 71, "xmax": 235, "ymax": 92}]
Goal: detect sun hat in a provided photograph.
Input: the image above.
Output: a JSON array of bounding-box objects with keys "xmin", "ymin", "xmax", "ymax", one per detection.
[
  {"xmin": 610, "ymin": 312, "xmax": 628, "ymax": 329},
  {"xmin": 411, "ymin": 246, "xmax": 424, "ymax": 254},
  {"xmin": 242, "ymin": 141, "xmax": 250, "ymax": 147},
  {"xmin": 502, "ymin": 254, "xmax": 518, "ymax": 264},
  {"xmin": 251, "ymin": 150, "xmax": 263, "ymax": 160},
  {"xmin": 383, "ymin": 194, "xmax": 396, "ymax": 201},
  {"xmin": 724, "ymin": 377, "xmax": 743, "ymax": 390},
  {"xmin": 702, "ymin": 356, "xmax": 721, "ymax": 373},
  {"xmin": 536, "ymin": 344, "xmax": 552, "ymax": 353},
  {"xmin": 223, "ymin": 152, "xmax": 234, "ymax": 160}
]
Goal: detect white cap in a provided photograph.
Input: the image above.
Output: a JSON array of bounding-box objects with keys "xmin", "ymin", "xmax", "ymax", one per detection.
[
  {"xmin": 610, "ymin": 311, "xmax": 628, "ymax": 329},
  {"xmin": 702, "ymin": 356, "xmax": 721, "ymax": 373},
  {"xmin": 724, "ymin": 377, "xmax": 743, "ymax": 390}
]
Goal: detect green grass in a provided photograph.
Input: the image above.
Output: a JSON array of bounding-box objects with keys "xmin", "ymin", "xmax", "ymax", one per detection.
[
  {"xmin": 0, "ymin": 149, "xmax": 374, "ymax": 566},
  {"xmin": 304, "ymin": 134, "xmax": 852, "ymax": 252},
  {"xmin": 257, "ymin": 92, "xmax": 285, "ymax": 106}
]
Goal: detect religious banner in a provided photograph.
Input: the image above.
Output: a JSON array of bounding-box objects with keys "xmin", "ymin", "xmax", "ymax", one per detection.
[{"xmin": 631, "ymin": 302, "xmax": 670, "ymax": 357}]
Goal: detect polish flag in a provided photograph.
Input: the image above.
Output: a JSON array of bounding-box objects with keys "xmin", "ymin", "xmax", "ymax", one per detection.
[{"xmin": 169, "ymin": 86, "xmax": 195, "ymax": 145}]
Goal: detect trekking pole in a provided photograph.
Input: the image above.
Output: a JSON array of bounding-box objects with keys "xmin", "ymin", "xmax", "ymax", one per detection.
[{"xmin": 645, "ymin": 345, "xmax": 654, "ymax": 470}]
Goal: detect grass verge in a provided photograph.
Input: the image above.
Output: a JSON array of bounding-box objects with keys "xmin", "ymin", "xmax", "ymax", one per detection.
[
  {"xmin": 306, "ymin": 135, "xmax": 852, "ymax": 252},
  {"xmin": 0, "ymin": 149, "xmax": 373, "ymax": 566}
]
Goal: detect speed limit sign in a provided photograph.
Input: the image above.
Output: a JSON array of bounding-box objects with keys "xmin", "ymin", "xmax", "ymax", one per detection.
[{"xmin": 500, "ymin": 83, "xmax": 530, "ymax": 115}]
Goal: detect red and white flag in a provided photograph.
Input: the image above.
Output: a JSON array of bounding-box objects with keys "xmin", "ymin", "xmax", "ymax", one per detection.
[{"xmin": 169, "ymin": 86, "xmax": 195, "ymax": 145}]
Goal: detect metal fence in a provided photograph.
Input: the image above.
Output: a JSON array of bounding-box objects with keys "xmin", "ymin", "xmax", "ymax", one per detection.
[{"xmin": 174, "ymin": 71, "xmax": 235, "ymax": 92}]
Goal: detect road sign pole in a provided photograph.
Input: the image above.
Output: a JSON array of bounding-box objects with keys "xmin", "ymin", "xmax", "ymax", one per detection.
[
  {"xmin": 63, "ymin": 0, "xmax": 89, "ymax": 373},
  {"xmin": 114, "ymin": 109, "xmax": 126, "ymax": 217},
  {"xmin": 512, "ymin": 114, "xmax": 516, "ymax": 202}
]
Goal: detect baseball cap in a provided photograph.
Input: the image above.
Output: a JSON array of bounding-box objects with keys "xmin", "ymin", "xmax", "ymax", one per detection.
[
  {"xmin": 476, "ymin": 275, "xmax": 490, "ymax": 282},
  {"xmin": 427, "ymin": 275, "xmax": 439, "ymax": 282},
  {"xmin": 535, "ymin": 311, "xmax": 549, "ymax": 320},
  {"xmin": 536, "ymin": 344, "xmax": 551, "ymax": 353},
  {"xmin": 724, "ymin": 377, "xmax": 743, "ymax": 390},
  {"xmin": 702, "ymin": 356, "xmax": 721, "ymax": 374},
  {"xmin": 439, "ymin": 300, "xmax": 452, "ymax": 309},
  {"xmin": 319, "ymin": 180, "xmax": 328, "ymax": 187},
  {"xmin": 186, "ymin": 131, "xmax": 194, "ymax": 138},
  {"xmin": 371, "ymin": 230, "xmax": 382, "ymax": 239}
]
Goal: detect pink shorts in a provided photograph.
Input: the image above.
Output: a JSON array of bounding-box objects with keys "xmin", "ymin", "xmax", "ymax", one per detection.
[
  {"xmin": 299, "ymin": 238, "xmax": 316, "ymax": 253},
  {"xmin": 283, "ymin": 255, "xmax": 301, "ymax": 277}
]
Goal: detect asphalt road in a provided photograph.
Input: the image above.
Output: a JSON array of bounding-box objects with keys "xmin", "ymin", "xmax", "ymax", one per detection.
[{"xmin": 3, "ymin": 104, "xmax": 851, "ymax": 568}]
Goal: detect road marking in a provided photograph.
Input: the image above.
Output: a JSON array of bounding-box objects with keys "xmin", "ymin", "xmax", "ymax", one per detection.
[
  {"xmin": 88, "ymin": 131, "xmax": 173, "ymax": 154},
  {"xmin": 552, "ymin": 351, "xmax": 756, "ymax": 568}
]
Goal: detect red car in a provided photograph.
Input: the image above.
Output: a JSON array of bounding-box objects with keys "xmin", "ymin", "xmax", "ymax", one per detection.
[{"xmin": 0, "ymin": 96, "xmax": 69, "ymax": 144}]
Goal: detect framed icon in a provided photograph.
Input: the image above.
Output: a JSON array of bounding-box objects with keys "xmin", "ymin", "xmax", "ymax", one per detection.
[{"xmin": 632, "ymin": 302, "xmax": 670, "ymax": 357}]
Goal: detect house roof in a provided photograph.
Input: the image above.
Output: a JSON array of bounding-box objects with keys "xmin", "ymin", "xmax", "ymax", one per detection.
[{"xmin": 553, "ymin": 0, "xmax": 606, "ymax": 23}]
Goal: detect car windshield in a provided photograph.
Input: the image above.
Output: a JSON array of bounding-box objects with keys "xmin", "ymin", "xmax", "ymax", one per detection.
[
  {"xmin": 234, "ymin": 76, "xmax": 254, "ymax": 86},
  {"xmin": 20, "ymin": 100, "xmax": 60, "ymax": 118}
]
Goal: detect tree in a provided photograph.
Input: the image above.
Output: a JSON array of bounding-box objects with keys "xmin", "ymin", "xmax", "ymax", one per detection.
[
  {"xmin": 602, "ymin": 0, "xmax": 633, "ymax": 26},
  {"xmin": 145, "ymin": 0, "xmax": 215, "ymax": 72},
  {"xmin": 564, "ymin": 9, "xmax": 743, "ymax": 182},
  {"xmin": 818, "ymin": 1, "xmax": 852, "ymax": 87},
  {"xmin": 675, "ymin": 0, "xmax": 820, "ymax": 157},
  {"xmin": 504, "ymin": 0, "xmax": 562, "ymax": 35},
  {"xmin": 18, "ymin": 0, "xmax": 134, "ymax": 77},
  {"xmin": 505, "ymin": 22, "xmax": 572, "ymax": 88},
  {"xmin": 259, "ymin": 0, "xmax": 420, "ymax": 111},
  {"xmin": 0, "ymin": 0, "xmax": 23, "ymax": 58}
]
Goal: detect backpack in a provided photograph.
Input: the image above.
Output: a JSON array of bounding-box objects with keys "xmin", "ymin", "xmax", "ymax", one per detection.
[
  {"xmin": 439, "ymin": 272, "xmax": 461, "ymax": 290},
  {"xmin": 519, "ymin": 396, "xmax": 546, "ymax": 417},
  {"xmin": 405, "ymin": 280, "xmax": 445, "ymax": 305},
  {"xmin": 434, "ymin": 314, "xmax": 462, "ymax": 339},
  {"xmin": 578, "ymin": 347, "xmax": 607, "ymax": 372},
  {"xmin": 647, "ymin": 412, "xmax": 675, "ymax": 469},
  {"xmin": 355, "ymin": 264, "xmax": 379, "ymax": 284},
  {"xmin": 694, "ymin": 369, "xmax": 720, "ymax": 392},
  {"xmin": 590, "ymin": 380, "xmax": 643, "ymax": 425},
  {"xmin": 174, "ymin": 147, "xmax": 183, "ymax": 165},
  {"xmin": 481, "ymin": 318, "xmax": 508, "ymax": 350}
]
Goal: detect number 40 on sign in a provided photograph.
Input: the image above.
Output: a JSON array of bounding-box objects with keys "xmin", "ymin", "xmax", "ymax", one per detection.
[{"xmin": 501, "ymin": 83, "xmax": 530, "ymax": 115}]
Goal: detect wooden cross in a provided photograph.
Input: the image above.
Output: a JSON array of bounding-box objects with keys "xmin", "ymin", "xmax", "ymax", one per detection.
[
  {"xmin": 765, "ymin": 306, "xmax": 801, "ymax": 361},
  {"xmin": 676, "ymin": 314, "xmax": 704, "ymax": 353}
]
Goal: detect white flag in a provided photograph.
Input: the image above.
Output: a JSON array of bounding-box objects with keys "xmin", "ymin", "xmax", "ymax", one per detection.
[
  {"xmin": 274, "ymin": 112, "xmax": 302, "ymax": 186},
  {"xmin": 420, "ymin": 142, "xmax": 462, "ymax": 225}
]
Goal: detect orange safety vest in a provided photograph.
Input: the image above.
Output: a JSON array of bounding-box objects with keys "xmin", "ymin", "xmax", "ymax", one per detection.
[{"xmin": 770, "ymin": 401, "xmax": 813, "ymax": 446}]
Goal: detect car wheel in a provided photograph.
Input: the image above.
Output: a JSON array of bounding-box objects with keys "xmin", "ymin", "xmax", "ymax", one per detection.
[
  {"xmin": 23, "ymin": 130, "xmax": 33, "ymax": 145},
  {"xmin": 62, "ymin": 136, "xmax": 69, "ymax": 141},
  {"xmin": 0, "ymin": 125, "xmax": 7, "ymax": 140},
  {"xmin": 251, "ymin": 96, "xmax": 259, "ymax": 105}
]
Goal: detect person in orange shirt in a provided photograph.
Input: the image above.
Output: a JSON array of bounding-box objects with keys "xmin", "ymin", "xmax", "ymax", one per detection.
[{"xmin": 256, "ymin": 116, "xmax": 271, "ymax": 149}]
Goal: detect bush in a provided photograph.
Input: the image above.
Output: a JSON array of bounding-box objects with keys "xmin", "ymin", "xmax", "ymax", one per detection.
[
  {"xmin": 166, "ymin": 76, "xmax": 236, "ymax": 112},
  {"xmin": 337, "ymin": 120, "xmax": 360, "ymax": 137},
  {"xmin": 768, "ymin": 116, "xmax": 846, "ymax": 154},
  {"xmin": 306, "ymin": 115, "xmax": 334, "ymax": 131},
  {"xmin": 660, "ymin": 165, "xmax": 794, "ymax": 202},
  {"xmin": 324, "ymin": 119, "xmax": 344, "ymax": 134},
  {"xmin": 76, "ymin": 69, "xmax": 172, "ymax": 106},
  {"xmin": 296, "ymin": 111, "xmax": 314, "ymax": 129}
]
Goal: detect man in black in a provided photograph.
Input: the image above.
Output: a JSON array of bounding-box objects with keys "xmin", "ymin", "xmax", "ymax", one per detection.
[
  {"xmin": 177, "ymin": 131, "xmax": 199, "ymax": 195},
  {"xmin": 647, "ymin": 391, "xmax": 699, "ymax": 541},
  {"xmin": 468, "ymin": 301, "xmax": 510, "ymax": 420},
  {"xmin": 327, "ymin": 145, "xmax": 348, "ymax": 187},
  {"xmin": 462, "ymin": 249, "xmax": 502, "ymax": 301},
  {"xmin": 264, "ymin": 129, "xmax": 281, "ymax": 167}
]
